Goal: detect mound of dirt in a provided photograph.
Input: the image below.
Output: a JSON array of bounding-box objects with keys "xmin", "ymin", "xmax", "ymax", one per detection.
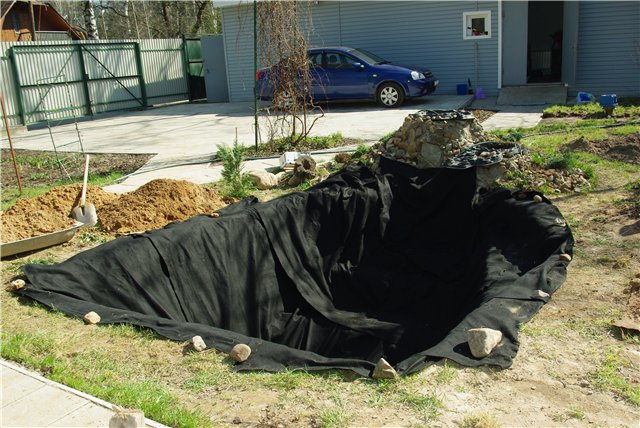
[
  {"xmin": 99, "ymin": 179, "xmax": 227, "ymax": 234},
  {"xmin": 563, "ymin": 134, "xmax": 640, "ymax": 164},
  {"xmin": 1, "ymin": 185, "xmax": 118, "ymax": 242}
]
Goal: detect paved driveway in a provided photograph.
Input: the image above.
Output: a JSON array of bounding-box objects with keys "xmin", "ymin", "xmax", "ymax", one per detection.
[
  {"xmin": 2, "ymin": 95, "xmax": 473, "ymax": 192},
  {"xmin": 2, "ymin": 96, "xmax": 472, "ymax": 157}
]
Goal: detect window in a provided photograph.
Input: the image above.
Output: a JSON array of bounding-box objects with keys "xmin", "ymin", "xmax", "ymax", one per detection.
[
  {"xmin": 308, "ymin": 52, "xmax": 322, "ymax": 68},
  {"xmin": 463, "ymin": 11, "xmax": 491, "ymax": 40},
  {"xmin": 324, "ymin": 53, "xmax": 356, "ymax": 70}
]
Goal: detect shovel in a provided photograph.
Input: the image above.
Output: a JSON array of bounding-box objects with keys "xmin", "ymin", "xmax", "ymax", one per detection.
[{"xmin": 72, "ymin": 155, "xmax": 98, "ymax": 227}]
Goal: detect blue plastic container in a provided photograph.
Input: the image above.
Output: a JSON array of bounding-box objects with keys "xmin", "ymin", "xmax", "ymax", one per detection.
[
  {"xmin": 457, "ymin": 84, "xmax": 468, "ymax": 95},
  {"xmin": 576, "ymin": 91, "xmax": 595, "ymax": 104},
  {"xmin": 599, "ymin": 94, "xmax": 618, "ymax": 107}
]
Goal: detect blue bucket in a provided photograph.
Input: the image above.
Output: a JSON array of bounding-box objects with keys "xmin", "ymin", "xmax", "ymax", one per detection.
[{"xmin": 457, "ymin": 84, "xmax": 468, "ymax": 96}]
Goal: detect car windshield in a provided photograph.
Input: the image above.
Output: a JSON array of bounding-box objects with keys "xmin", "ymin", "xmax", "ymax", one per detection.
[{"xmin": 348, "ymin": 48, "xmax": 390, "ymax": 65}]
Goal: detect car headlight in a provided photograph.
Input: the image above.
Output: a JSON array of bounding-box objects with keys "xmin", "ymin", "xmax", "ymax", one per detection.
[{"xmin": 411, "ymin": 71, "xmax": 426, "ymax": 80}]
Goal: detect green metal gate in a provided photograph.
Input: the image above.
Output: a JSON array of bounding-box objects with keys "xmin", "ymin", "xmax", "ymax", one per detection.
[
  {"xmin": 9, "ymin": 42, "xmax": 148, "ymax": 125},
  {"xmin": 182, "ymin": 36, "xmax": 206, "ymax": 101}
]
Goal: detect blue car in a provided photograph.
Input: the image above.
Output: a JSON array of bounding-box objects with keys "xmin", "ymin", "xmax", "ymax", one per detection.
[{"xmin": 257, "ymin": 47, "xmax": 439, "ymax": 108}]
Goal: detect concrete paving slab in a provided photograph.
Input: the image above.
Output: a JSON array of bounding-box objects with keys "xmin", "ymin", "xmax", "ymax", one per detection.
[
  {"xmin": 47, "ymin": 402, "xmax": 115, "ymax": 427},
  {"xmin": 1, "ymin": 364, "xmax": 46, "ymax": 407},
  {"xmin": 497, "ymin": 85, "xmax": 567, "ymax": 105},
  {"xmin": 1, "ymin": 359, "xmax": 166, "ymax": 428},
  {"xmin": 1, "ymin": 384, "xmax": 88, "ymax": 427},
  {"xmin": 481, "ymin": 112, "xmax": 542, "ymax": 131}
]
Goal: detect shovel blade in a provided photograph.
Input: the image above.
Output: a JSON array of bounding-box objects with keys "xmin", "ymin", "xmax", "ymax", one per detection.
[{"xmin": 72, "ymin": 202, "xmax": 98, "ymax": 227}]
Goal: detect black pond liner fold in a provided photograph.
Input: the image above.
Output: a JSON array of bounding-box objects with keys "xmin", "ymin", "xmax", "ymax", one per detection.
[{"xmin": 17, "ymin": 157, "xmax": 573, "ymax": 377}]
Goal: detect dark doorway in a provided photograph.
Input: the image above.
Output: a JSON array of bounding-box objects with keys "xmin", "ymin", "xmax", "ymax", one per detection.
[
  {"xmin": 183, "ymin": 36, "xmax": 207, "ymax": 101},
  {"xmin": 527, "ymin": 1, "xmax": 563, "ymax": 83}
]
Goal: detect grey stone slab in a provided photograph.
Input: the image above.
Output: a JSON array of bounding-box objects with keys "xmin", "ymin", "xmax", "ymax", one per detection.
[
  {"xmin": 482, "ymin": 113, "xmax": 542, "ymax": 131},
  {"xmin": 47, "ymin": 402, "xmax": 114, "ymax": 427},
  {"xmin": 497, "ymin": 85, "xmax": 567, "ymax": 106},
  {"xmin": 1, "ymin": 385, "xmax": 86, "ymax": 427},
  {"xmin": 1, "ymin": 365, "xmax": 46, "ymax": 408}
]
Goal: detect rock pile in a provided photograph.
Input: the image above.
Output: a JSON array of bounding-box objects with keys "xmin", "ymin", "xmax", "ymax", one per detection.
[
  {"xmin": 381, "ymin": 110, "xmax": 486, "ymax": 168},
  {"xmin": 502, "ymin": 154, "xmax": 592, "ymax": 193}
]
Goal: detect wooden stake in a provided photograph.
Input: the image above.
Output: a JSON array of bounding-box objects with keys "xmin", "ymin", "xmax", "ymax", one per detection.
[{"xmin": 0, "ymin": 95, "xmax": 23, "ymax": 194}]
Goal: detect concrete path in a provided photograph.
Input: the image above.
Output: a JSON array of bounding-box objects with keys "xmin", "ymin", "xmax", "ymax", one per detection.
[
  {"xmin": 1, "ymin": 359, "xmax": 165, "ymax": 427},
  {"xmin": 4, "ymin": 96, "xmax": 473, "ymax": 156}
]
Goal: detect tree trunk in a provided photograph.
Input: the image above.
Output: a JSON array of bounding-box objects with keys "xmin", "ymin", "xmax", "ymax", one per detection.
[
  {"xmin": 190, "ymin": 1, "xmax": 208, "ymax": 35},
  {"xmin": 84, "ymin": 1, "xmax": 99, "ymax": 40}
]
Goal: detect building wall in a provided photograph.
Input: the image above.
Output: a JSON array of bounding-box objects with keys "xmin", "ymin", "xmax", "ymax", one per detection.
[
  {"xmin": 574, "ymin": 1, "xmax": 639, "ymax": 97},
  {"xmin": 221, "ymin": 1, "xmax": 499, "ymax": 102}
]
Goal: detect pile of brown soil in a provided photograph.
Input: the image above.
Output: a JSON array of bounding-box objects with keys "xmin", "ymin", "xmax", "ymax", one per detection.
[
  {"xmin": 563, "ymin": 134, "xmax": 640, "ymax": 164},
  {"xmin": 613, "ymin": 274, "xmax": 640, "ymax": 332},
  {"xmin": 1, "ymin": 185, "xmax": 118, "ymax": 242},
  {"xmin": 99, "ymin": 179, "xmax": 227, "ymax": 234}
]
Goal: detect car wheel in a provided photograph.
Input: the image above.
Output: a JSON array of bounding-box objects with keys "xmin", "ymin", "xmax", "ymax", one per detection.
[{"xmin": 377, "ymin": 82, "xmax": 404, "ymax": 108}]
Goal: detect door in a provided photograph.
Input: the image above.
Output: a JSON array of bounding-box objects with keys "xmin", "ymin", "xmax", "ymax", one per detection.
[
  {"xmin": 201, "ymin": 35, "xmax": 229, "ymax": 103},
  {"xmin": 183, "ymin": 36, "xmax": 206, "ymax": 101},
  {"xmin": 323, "ymin": 52, "xmax": 370, "ymax": 99},
  {"xmin": 502, "ymin": 1, "xmax": 529, "ymax": 86}
]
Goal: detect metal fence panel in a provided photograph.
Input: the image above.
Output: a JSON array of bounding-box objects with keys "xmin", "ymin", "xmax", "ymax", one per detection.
[
  {"xmin": 140, "ymin": 39, "xmax": 189, "ymax": 104},
  {"xmin": 0, "ymin": 38, "xmax": 189, "ymax": 128}
]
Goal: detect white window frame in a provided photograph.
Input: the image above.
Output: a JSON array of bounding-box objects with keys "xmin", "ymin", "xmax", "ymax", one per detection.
[{"xmin": 463, "ymin": 11, "xmax": 491, "ymax": 40}]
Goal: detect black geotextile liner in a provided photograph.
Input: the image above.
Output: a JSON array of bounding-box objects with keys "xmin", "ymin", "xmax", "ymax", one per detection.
[{"xmin": 17, "ymin": 158, "xmax": 573, "ymax": 377}]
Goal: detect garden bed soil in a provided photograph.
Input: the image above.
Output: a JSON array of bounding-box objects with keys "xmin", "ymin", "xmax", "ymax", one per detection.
[
  {"xmin": 563, "ymin": 134, "xmax": 640, "ymax": 164},
  {"xmin": 0, "ymin": 149, "xmax": 152, "ymax": 190}
]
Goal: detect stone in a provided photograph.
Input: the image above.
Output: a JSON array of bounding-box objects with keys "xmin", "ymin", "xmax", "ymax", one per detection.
[
  {"xmin": 334, "ymin": 153, "xmax": 352, "ymax": 164},
  {"xmin": 109, "ymin": 407, "xmax": 145, "ymax": 428},
  {"xmin": 533, "ymin": 194, "xmax": 543, "ymax": 203},
  {"xmin": 191, "ymin": 335, "xmax": 207, "ymax": 352},
  {"xmin": 83, "ymin": 311, "xmax": 101, "ymax": 325},
  {"xmin": 532, "ymin": 289, "xmax": 550, "ymax": 299},
  {"xmin": 467, "ymin": 328, "xmax": 503, "ymax": 358},
  {"xmin": 248, "ymin": 171, "xmax": 278, "ymax": 190},
  {"xmin": 232, "ymin": 416, "xmax": 242, "ymax": 424},
  {"xmin": 420, "ymin": 143, "xmax": 443, "ymax": 167},
  {"xmin": 209, "ymin": 212, "xmax": 220, "ymax": 218},
  {"xmin": 290, "ymin": 155, "xmax": 316, "ymax": 185},
  {"xmin": 372, "ymin": 357, "xmax": 398, "ymax": 379},
  {"xmin": 229, "ymin": 343, "xmax": 251, "ymax": 362},
  {"xmin": 559, "ymin": 253, "xmax": 572, "ymax": 262},
  {"xmin": 629, "ymin": 278, "xmax": 640, "ymax": 292},
  {"xmin": 10, "ymin": 279, "xmax": 25, "ymax": 290}
]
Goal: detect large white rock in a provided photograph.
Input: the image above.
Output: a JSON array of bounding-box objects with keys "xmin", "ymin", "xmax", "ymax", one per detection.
[
  {"xmin": 248, "ymin": 171, "xmax": 278, "ymax": 190},
  {"xmin": 109, "ymin": 407, "xmax": 145, "ymax": 428},
  {"xmin": 372, "ymin": 357, "xmax": 398, "ymax": 379},
  {"xmin": 10, "ymin": 279, "xmax": 25, "ymax": 290},
  {"xmin": 229, "ymin": 343, "xmax": 251, "ymax": 362},
  {"xmin": 467, "ymin": 328, "xmax": 503, "ymax": 358},
  {"xmin": 191, "ymin": 335, "xmax": 207, "ymax": 352},
  {"xmin": 83, "ymin": 311, "xmax": 101, "ymax": 325}
]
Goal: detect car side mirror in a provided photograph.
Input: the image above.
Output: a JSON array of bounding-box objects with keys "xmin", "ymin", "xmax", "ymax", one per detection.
[{"xmin": 352, "ymin": 62, "xmax": 365, "ymax": 70}]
